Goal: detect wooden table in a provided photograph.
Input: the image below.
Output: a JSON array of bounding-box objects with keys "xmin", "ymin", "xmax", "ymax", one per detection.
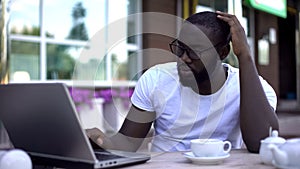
[
  {"xmin": 123, "ymin": 149, "xmax": 276, "ymax": 169},
  {"xmin": 33, "ymin": 149, "xmax": 277, "ymax": 169}
]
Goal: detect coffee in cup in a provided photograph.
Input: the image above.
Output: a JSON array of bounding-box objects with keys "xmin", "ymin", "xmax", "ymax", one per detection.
[{"xmin": 190, "ymin": 138, "xmax": 232, "ymax": 157}]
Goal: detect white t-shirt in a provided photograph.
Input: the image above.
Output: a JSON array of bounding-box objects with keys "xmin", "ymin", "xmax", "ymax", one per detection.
[{"xmin": 131, "ymin": 62, "xmax": 277, "ymax": 152}]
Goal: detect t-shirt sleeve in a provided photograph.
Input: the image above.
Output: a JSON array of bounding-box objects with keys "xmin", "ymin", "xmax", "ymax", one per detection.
[
  {"xmin": 131, "ymin": 68, "xmax": 156, "ymax": 112},
  {"xmin": 259, "ymin": 76, "xmax": 277, "ymax": 111}
]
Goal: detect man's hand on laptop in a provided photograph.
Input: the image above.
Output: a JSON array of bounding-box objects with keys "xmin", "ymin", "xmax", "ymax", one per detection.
[{"xmin": 86, "ymin": 128, "xmax": 114, "ymax": 149}]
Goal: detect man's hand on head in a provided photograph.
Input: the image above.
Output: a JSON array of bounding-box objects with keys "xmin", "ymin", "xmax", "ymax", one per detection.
[{"xmin": 216, "ymin": 11, "xmax": 251, "ymax": 59}]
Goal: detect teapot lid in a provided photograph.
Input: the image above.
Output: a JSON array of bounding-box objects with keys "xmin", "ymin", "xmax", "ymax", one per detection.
[{"xmin": 262, "ymin": 130, "xmax": 286, "ymax": 144}]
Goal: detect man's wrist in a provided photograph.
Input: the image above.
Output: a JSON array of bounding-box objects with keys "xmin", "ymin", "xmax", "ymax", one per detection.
[{"xmin": 237, "ymin": 53, "xmax": 253, "ymax": 65}]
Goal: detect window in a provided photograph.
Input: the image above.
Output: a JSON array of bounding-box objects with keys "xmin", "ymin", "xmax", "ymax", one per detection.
[
  {"xmin": 196, "ymin": 0, "xmax": 228, "ymax": 12},
  {"xmin": 9, "ymin": 0, "xmax": 141, "ymax": 85}
]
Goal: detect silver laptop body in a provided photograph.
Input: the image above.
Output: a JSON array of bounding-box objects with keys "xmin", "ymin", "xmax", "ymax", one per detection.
[{"xmin": 0, "ymin": 83, "xmax": 150, "ymax": 169}]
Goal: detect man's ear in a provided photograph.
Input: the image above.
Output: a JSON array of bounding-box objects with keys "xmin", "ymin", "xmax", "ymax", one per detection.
[{"xmin": 219, "ymin": 44, "xmax": 230, "ymax": 60}]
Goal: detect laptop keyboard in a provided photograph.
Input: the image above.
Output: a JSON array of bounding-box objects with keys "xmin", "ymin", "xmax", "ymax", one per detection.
[{"xmin": 94, "ymin": 151, "xmax": 125, "ymax": 161}]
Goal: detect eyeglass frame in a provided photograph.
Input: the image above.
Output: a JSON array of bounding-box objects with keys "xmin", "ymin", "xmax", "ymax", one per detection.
[{"xmin": 169, "ymin": 39, "xmax": 228, "ymax": 60}]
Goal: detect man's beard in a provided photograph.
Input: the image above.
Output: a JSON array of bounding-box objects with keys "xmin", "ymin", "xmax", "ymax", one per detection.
[{"xmin": 177, "ymin": 63, "xmax": 210, "ymax": 91}]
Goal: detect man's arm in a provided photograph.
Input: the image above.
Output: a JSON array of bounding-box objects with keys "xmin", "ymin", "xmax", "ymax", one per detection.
[
  {"xmin": 216, "ymin": 11, "xmax": 279, "ymax": 153},
  {"xmin": 87, "ymin": 104, "xmax": 155, "ymax": 152}
]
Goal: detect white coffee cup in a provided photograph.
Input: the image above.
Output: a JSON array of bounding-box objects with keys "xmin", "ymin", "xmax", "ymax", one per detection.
[{"xmin": 190, "ymin": 138, "xmax": 232, "ymax": 157}]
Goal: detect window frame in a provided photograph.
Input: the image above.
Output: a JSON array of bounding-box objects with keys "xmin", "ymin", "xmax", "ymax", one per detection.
[{"xmin": 8, "ymin": 0, "xmax": 142, "ymax": 87}]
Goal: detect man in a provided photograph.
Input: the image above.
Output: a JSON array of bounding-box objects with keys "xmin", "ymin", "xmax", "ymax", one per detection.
[{"xmin": 87, "ymin": 11, "xmax": 279, "ymax": 153}]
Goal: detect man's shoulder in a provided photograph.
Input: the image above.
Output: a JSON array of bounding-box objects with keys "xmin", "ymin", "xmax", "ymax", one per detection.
[
  {"xmin": 223, "ymin": 63, "xmax": 239, "ymax": 80},
  {"xmin": 223, "ymin": 63, "xmax": 239, "ymax": 73},
  {"xmin": 146, "ymin": 62, "xmax": 178, "ymax": 76},
  {"xmin": 140, "ymin": 62, "xmax": 179, "ymax": 86},
  {"xmin": 150, "ymin": 62, "xmax": 177, "ymax": 70}
]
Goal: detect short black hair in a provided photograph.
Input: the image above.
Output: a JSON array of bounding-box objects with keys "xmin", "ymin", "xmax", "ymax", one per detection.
[{"xmin": 185, "ymin": 11, "xmax": 230, "ymax": 45}]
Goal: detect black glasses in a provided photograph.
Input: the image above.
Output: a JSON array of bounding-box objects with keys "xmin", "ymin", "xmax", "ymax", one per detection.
[{"xmin": 169, "ymin": 39, "xmax": 223, "ymax": 60}]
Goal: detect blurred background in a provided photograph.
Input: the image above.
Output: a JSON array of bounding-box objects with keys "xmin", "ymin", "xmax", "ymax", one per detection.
[{"xmin": 1, "ymin": 0, "xmax": 300, "ymax": 149}]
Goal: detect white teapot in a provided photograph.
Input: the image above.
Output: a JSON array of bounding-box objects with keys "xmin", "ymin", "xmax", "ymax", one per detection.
[
  {"xmin": 268, "ymin": 138, "xmax": 300, "ymax": 168},
  {"xmin": 0, "ymin": 149, "xmax": 32, "ymax": 169},
  {"xmin": 259, "ymin": 130, "xmax": 286, "ymax": 165}
]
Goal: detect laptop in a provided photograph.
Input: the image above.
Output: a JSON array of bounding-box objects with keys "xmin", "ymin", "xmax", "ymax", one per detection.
[{"xmin": 0, "ymin": 83, "xmax": 150, "ymax": 169}]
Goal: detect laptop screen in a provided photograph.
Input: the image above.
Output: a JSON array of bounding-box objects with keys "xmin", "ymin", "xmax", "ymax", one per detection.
[{"xmin": 0, "ymin": 83, "xmax": 96, "ymax": 163}]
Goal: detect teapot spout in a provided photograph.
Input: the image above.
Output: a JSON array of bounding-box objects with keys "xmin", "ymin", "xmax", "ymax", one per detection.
[{"xmin": 268, "ymin": 144, "xmax": 288, "ymax": 166}]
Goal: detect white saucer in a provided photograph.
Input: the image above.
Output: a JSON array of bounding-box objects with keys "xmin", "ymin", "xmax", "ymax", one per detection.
[
  {"xmin": 272, "ymin": 161, "xmax": 300, "ymax": 169},
  {"xmin": 183, "ymin": 152, "xmax": 230, "ymax": 165}
]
